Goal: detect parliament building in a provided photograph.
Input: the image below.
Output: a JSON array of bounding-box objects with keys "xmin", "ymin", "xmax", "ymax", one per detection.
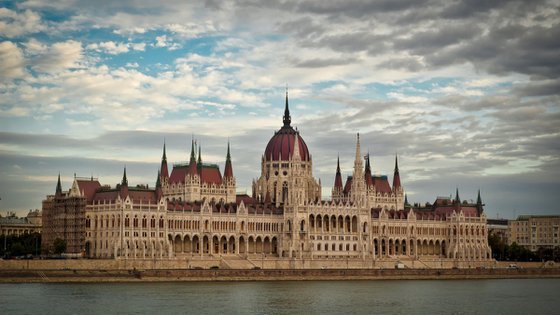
[{"xmin": 42, "ymin": 93, "xmax": 491, "ymax": 268}]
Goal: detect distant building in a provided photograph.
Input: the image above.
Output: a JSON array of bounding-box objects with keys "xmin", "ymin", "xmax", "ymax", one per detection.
[
  {"xmin": 0, "ymin": 210, "xmax": 42, "ymax": 236},
  {"xmin": 508, "ymin": 215, "xmax": 560, "ymax": 251},
  {"xmin": 487, "ymin": 218, "xmax": 509, "ymax": 244}
]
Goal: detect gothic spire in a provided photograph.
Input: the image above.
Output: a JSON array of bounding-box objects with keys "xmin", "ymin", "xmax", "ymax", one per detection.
[
  {"xmin": 224, "ymin": 140, "xmax": 233, "ymax": 179},
  {"xmin": 283, "ymin": 87, "xmax": 291, "ymax": 127},
  {"xmin": 121, "ymin": 166, "xmax": 128, "ymax": 186},
  {"xmin": 334, "ymin": 155, "xmax": 343, "ymax": 190},
  {"xmin": 56, "ymin": 173, "xmax": 62, "ymax": 196},
  {"xmin": 365, "ymin": 153, "xmax": 373, "ymax": 187},
  {"xmin": 477, "ymin": 189, "xmax": 482, "ymax": 205},
  {"xmin": 337, "ymin": 155, "xmax": 341, "ymax": 173},
  {"xmin": 160, "ymin": 141, "xmax": 169, "ymax": 179},
  {"xmin": 226, "ymin": 140, "xmax": 231, "ymax": 161},
  {"xmin": 476, "ymin": 189, "xmax": 484, "ymax": 216},
  {"xmin": 189, "ymin": 138, "xmax": 196, "ymax": 162},
  {"xmin": 404, "ymin": 194, "xmax": 409, "ymax": 206},
  {"xmin": 120, "ymin": 166, "xmax": 129, "ymax": 198},
  {"xmin": 354, "ymin": 133, "xmax": 362, "ymax": 166},
  {"xmin": 454, "ymin": 187, "xmax": 460, "ymax": 204},
  {"xmin": 393, "ymin": 154, "xmax": 401, "ymax": 189},
  {"xmin": 197, "ymin": 144, "xmax": 202, "ymax": 174},
  {"xmin": 292, "ymin": 132, "xmax": 301, "ymax": 160},
  {"xmin": 156, "ymin": 170, "xmax": 161, "ymax": 188}
]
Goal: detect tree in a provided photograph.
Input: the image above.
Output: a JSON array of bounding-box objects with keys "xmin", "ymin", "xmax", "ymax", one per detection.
[
  {"xmin": 53, "ymin": 238, "xmax": 66, "ymax": 255},
  {"xmin": 488, "ymin": 233, "xmax": 506, "ymax": 260}
]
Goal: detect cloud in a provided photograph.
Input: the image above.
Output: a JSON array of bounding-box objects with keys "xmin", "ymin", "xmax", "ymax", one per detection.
[
  {"xmin": 87, "ymin": 41, "xmax": 129, "ymax": 54},
  {"xmin": 32, "ymin": 40, "xmax": 83, "ymax": 73},
  {"xmin": 0, "ymin": 8, "xmax": 43, "ymax": 37},
  {"xmin": 1, "ymin": 0, "xmax": 560, "ymax": 218},
  {"xmin": 0, "ymin": 41, "xmax": 26, "ymax": 79}
]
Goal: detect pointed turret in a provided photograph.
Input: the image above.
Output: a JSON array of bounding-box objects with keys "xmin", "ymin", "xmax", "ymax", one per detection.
[
  {"xmin": 187, "ymin": 138, "xmax": 198, "ymax": 177},
  {"xmin": 332, "ymin": 155, "xmax": 344, "ymax": 202},
  {"xmin": 55, "ymin": 173, "xmax": 62, "ymax": 196},
  {"xmin": 476, "ymin": 189, "xmax": 484, "ymax": 216},
  {"xmin": 224, "ymin": 141, "xmax": 233, "ymax": 179},
  {"xmin": 365, "ymin": 153, "xmax": 373, "ymax": 187},
  {"xmin": 351, "ymin": 133, "xmax": 365, "ymax": 200},
  {"xmin": 283, "ymin": 88, "xmax": 291, "ymax": 127},
  {"xmin": 156, "ymin": 170, "xmax": 163, "ymax": 200},
  {"xmin": 121, "ymin": 167, "xmax": 128, "ymax": 186},
  {"xmin": 292, "ymin": 132, "xmax": 301, "ymax": 161},
  {"xmin": 160, "ymin": 141, "xmax": 169, "ymax": 180},
  {"xmin": 189, "ymin": 138, "xmax": 196, "ymax": 163},
  {"xmin": 120, "ymin": 166, "xmax": 129, "ymax": 198},
  {"xmin": 334, "ymin": 155, "xmax": 343, "ymax": 190},
  {"xmin": 454, "ymin": 188, "xmax": 460, "ymax": 204},
  {"xmin": 404, "ymin": 194, "xmax": 409, "ymax": 206},
  {"xmin": 393, "ymin": 154, "xmax": 401, "ymax": 190},
  {"xmin": 197, "ymin": 144, "xmax": 202, "ymax": 174}
]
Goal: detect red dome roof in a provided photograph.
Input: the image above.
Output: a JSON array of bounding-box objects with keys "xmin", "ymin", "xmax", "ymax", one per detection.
[
  {"xmin": 264, "ymin": 90, "xmax": 311, "ymax": 162},
  {"xmin": 264, "ymin": 126, "xmax": 310, "ymax": 161}
]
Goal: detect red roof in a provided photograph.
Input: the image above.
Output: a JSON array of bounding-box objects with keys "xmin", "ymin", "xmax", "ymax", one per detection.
[
  {"xmin": 169, "ymin": 166, "xmax": 187, "ymax": 184},
  {"xmin": 236, "ymin": 194, "xmax": 255, "ymax": 205},
  {"xmin": 92, "ymin": 188, "xmax": 157, "ymax": 203},
  {"xmin": 128, "ymin": 190, "xmax": 157, "ymax": 203},
  {"xmin": 200, "ymin": 165, "xmax": 222, "ymax": 185},
  {"xmin": 161, "ymin": 160, "xmax": 169, "ymax": 179},
  {"xmin": 372, "ymin": 176, "xmax": 392, "ymax": 194},
  {"xmin": 169, "ymin": 164, "xmax": 223, "ymax": 185},
  {"xmin": 343, "ymin": 176, "xmax": 353, "ymax": 195},
  {"xmin": 393, "ymin": 172, "xmax": 401, "ymax": 189},
  {"xmin": 434, "ymin": 206, "xmax": 479, "ymax": 217},
  {"xmin": 264, "ymin": 126, "xmax": 310, "ymax": 161},
  {"xmin": 224, "ymin": 160, "xmax": 233, "ymax": 178},
  {"xmin": 92, "ymin": 190, "xmax": 118, "ymax": 202},
  {"xmin": 76, "ymin": 180, "xmax": 101, "ymax": 203},
  {"xmin": 334, "ymin": 172, "xmax": 343, "ymax": 189}
]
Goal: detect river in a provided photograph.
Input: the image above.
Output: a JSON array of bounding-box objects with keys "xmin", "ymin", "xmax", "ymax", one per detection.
[{"xmin": 1, "ymin": 279, "xmax": 559, "ymax": 314}]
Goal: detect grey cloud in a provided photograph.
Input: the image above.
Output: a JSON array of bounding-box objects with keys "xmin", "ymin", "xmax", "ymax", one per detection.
[
  {"xmin": 425, "ymin": 22, "xmax": 560, "ymax": 78},
  {"xmin": 291, "ymin": 56, "xmax": 359, "ymax": 68},
  {"xmin": 513, "ymin": 79, "xmax": 560, "ymax": 97},
  {"xmin": 378, "ymin": 56, "xmax": 424, "ymax": 72},
  {"xmin": 441, "ymin": 0, "xmax": 515, "ymax": 19},
  {"xmin": 393, "ymin": 23, "xmax": 482, "ymax": 55}
]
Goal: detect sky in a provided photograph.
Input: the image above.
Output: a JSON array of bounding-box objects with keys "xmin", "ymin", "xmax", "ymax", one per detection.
[{"xmin": 0, "ymin": 0, "xmax": 559, "ymax": 219}]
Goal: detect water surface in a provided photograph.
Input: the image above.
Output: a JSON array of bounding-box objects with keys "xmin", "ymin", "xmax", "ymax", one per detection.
[{"xmin": 1, "ymin": 279, "xmax": 559, "ymax": 314}]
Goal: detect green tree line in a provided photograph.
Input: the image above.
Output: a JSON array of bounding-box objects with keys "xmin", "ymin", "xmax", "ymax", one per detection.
[
  {"xmin": 1, "ymin": 233, "xmax": 41, "ymax": 258},
  {"xmin": 488, "ymin": 233, "xmax": 560, "ymax": 262}
]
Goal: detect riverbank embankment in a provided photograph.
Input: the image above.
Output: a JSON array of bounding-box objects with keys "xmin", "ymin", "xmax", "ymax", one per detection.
[{"xmin": 1, "ymin": 267, "xmax": 560, "ymax": 283}]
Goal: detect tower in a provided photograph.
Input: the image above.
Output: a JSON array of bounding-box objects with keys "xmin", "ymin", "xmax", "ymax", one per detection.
[
  {"xmin": 160, "ymin": 141, "xmax": 169, "ymax": 187},
  {"xmin": 332, "ymin": 156, "xmax": 343, "ymax": 202},
  {"xmin": 223, "ymin": 140, "xmax": 236, "ymax": 203},
  {"xmin": 350, "ymin": 133, "xmax": 365, "ymax": 205}
]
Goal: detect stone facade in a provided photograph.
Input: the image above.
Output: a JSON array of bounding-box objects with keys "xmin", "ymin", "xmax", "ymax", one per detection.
[
  {"xmin": 44, "ymin": 94, "xmax": 492, "ymax": 265},
  {"xmin": 0, "ymin": 210, "xmax": 42, "ymax": 236},
  {"xmin": 508, "ymin": 215, "xmax": 560, "ymax": 251}
]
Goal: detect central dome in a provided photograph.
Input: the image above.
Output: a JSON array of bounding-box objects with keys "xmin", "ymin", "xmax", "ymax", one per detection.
[{"xmin": 264, "ymin": 92, "xmax": 311, "ymax": 162}]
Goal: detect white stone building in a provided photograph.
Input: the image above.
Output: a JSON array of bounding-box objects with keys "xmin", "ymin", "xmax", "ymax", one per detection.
[{"xmin": 47, "ymin": 93, "xmax": 491, "ymax": 265}]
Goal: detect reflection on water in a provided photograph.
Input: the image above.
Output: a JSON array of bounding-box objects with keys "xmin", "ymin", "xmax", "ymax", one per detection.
[{"xmin": 1, "ymin": 279, "xmax": 559, "ymax": 314}]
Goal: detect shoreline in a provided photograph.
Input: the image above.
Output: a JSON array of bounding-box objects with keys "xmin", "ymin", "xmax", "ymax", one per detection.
[{"xmin": 1, "ymin": 268, "xmax": 559, "ymax": 283}]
